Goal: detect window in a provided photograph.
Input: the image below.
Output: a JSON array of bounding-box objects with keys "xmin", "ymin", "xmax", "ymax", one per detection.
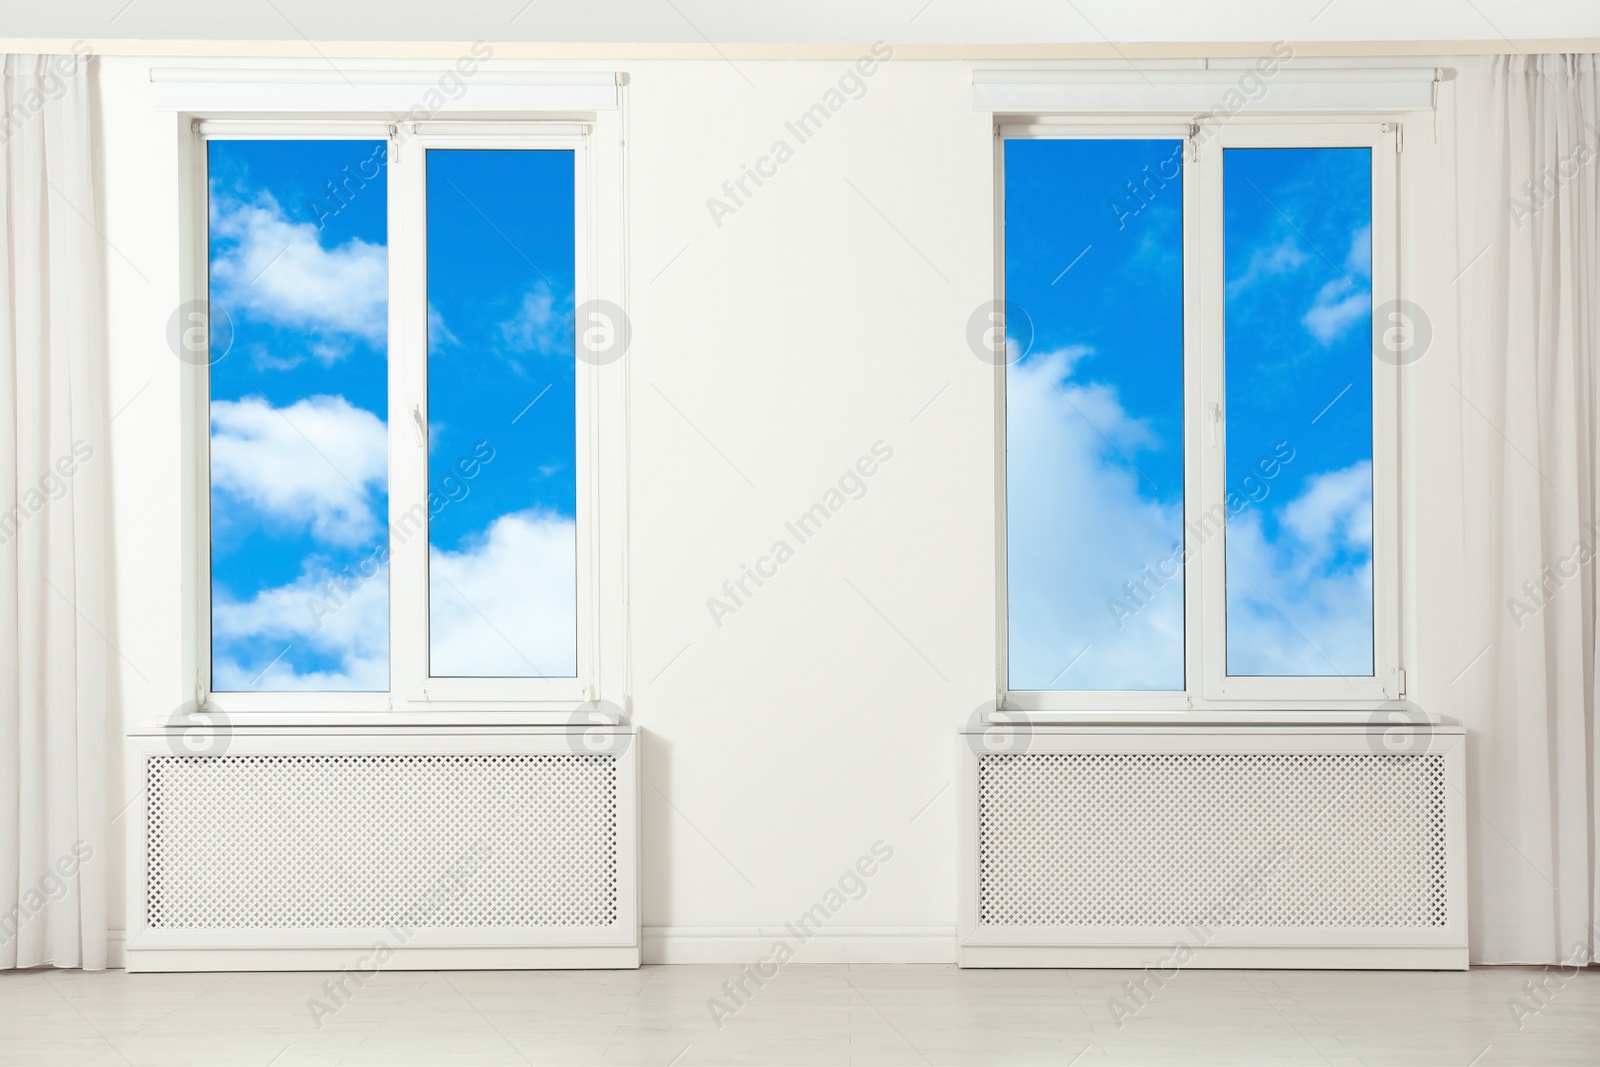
[
  {"xmin": 423, "ymin": 148, "xmax": 578, "ymax": 681},
  {"xmin": 1005, "ymin": 137, "xmax": 1186, "ymax": 692},
  {"xmin": 207, "ymin": 137, "xmax": 392, "ymax": 693},
  {"xmin": 196, "ymin": 122, "xmax": 605, "ymax": 713},
  {"xmin": 999, "ymin": 122, "xmax": 1400, "ymax": 709},
  {"xmin": 1221, "ymin": 146, "xmax": 1374, "ymax": 679}
]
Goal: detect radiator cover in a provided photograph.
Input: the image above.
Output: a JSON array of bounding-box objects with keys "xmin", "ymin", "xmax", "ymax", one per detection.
[
  {"xmin": 958, "ymin": 726, "xmax": 1466, "ymax": 969},
  {"xmin": 146, "ymin": 753, "xmax": 619, "ymax": 930},
  {"xmin": 126, "ymin": 729, "xmax": 639, "ymax": 970}
]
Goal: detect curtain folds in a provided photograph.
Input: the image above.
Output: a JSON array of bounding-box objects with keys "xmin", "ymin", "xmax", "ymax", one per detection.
[
  {"xmin": 0, "ymin": 52, "xmax": 109, "ymax": 970},
  {"xmin": 1449, "ymin": 54, "xmax": 1600, "ymax": 965}
]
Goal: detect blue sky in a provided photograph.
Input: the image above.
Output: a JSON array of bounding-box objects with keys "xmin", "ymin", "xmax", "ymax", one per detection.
[
  {"xmin": 208, "ymin": 140, "xmax": 578, "ymax": 690},
  {"xmin": 1005, "ymin": 138, "xmax": 1374, "ymax": 690},
  {"xmin": 1005, "ymin": 138, "xmax": 1186, "ymax": 690},
  {"xmin": 425, "ymin": 148, "xmax": 577, "ymax": 678},
  {"xmin": 1223, "ymin": 147, "xmax": 1374, "ymax": 676}
]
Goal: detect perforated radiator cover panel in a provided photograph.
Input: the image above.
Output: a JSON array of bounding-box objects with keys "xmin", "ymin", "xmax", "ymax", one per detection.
[
  {"xmin": 146, "ymin": 754, "xmax": 618, "ymax": 929},
  {"xmin": 977, "ymin": 752, "xmax": 1447, "ymax": 929}
]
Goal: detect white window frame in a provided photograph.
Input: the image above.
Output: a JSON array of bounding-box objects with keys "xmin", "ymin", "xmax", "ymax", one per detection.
[
  {"xmin": 996, "ymin": 118, "xmax": 1405, "ymax": 714},
  {"xmin": 396, "ymin": 126, "xmax": 595, "ymax": 704},
  {"xmin": 183, "ymin": 116, "xmax": 627, "ymax": 723},
  {"xmin": 1198, "ymin": 121, "xmax": 1401, "ymax": 703}
]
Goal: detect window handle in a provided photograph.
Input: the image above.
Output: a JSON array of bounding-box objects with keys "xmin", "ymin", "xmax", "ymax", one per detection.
[
  {"xmin": 412, "ymin": 404, "xmax": 426, "ymax": 448},
  {"xmin": 1209, "ymin": 402, "xmax": 1222, "ymax": 446}
]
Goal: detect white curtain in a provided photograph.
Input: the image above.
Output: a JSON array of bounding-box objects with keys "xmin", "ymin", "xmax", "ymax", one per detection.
[
  {"xmin": 0, "ymin": 53, "xmax": 108, "ymax": 970},
  {"xmin": 1449, "ymin": 55, "xmax": 1600, "ymax": 965}
]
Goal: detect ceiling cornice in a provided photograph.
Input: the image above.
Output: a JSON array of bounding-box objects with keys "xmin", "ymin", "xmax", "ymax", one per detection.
[{"xmin": 3, "ymin": 38, "xmax": 1598, "ymax": 60}]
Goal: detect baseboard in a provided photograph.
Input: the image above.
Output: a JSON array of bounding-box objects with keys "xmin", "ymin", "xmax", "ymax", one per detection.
[
  {"xmin": 109, "ymin": 929, "xmax": 1466, "ymax": 971},
  {"xmin": 124, "ymin": 944, "xmax": 641, "ymax": 973},
  {"xmin": 643, "ymin": 926, "xmax": 957, "ymax": 964},
  {"xmin": 959, "ymin": 944, "xmax": 1470, "ymax": 970}
]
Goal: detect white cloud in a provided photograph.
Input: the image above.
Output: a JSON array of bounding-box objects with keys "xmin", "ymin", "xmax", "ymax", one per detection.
[
  {"xmin": 210, "ymin": 190, "xmax": 387, "ymax": 345},
  {"xmin": 1225, "ymin": 460, "xmax": 1374, "ymax": 676},
  {"xmin": 497, "ymin": 284, "xmax": 569, "ymax": 357},
  {"xmin": 1301, "ymin": 223, "xmax": 1373, "ymax": 344},
  {"xmin": 430, "ymin": 511, "xmax": 578, "ymax": 678},
  {"xmin": 212, "ymin": 561, "xmax": 389, "ymax": 691},
  {"xmin": 1283, "ymin": 461, "xmax": 1373, "ymax": 556},
  {"xmin": 211, "ymin": 395, "xmax": 387, "ymax": 546},
  {"xmin": 1227, "ymin": 236, "xmax": 1308, "ymax": 296},
  {"xmin": 245, "ymin": 344, "xmax": 304, "ymax": 373},
  {"xmin": 428, "ymin": 303, "xmax": 458, "ymax": 350},
  {"xmin": 212, "ymin": 510, "xmax": 576, "ymax": 691},
  {"xmin": 1345, "ymin": 223, "xmax": 1372, "ymax": 277},
  {"xmin": 1302, "ymin": 277, "xmax": 1370, "ymax": 344},
  {"xmin": 1007, "ymin": 348, "xmax": 1376, "ymax": 684},
  {"xmin": 1005, "ymin": 349, "xmax": 1184, "ymax": 690}
]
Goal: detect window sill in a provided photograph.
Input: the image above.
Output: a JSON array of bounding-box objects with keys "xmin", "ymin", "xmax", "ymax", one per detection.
[
  {"xmin": 130, "ymin": 721, "xmax": 634, "ymax": 739},
  {"xmin": 144, "ymin": 707, "xmax": 625, "ymax": 730},
  {"xmin": 982, "ymin": 709, "xmax": 1455, "ymax": 727}
]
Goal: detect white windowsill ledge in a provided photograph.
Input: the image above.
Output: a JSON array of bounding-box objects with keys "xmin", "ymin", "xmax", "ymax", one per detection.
[
  {"xmin": 128, "ymin": 723, "xmax": 635, "ymax": 739},
  {"xmin": 980, "ymin": 710, "xmax": 1455, "ymax": 727}
]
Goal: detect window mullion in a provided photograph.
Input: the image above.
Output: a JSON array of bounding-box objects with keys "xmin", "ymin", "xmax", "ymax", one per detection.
[
  {"xmin": 389, "ymin": 132, "xmax": 429, "ymax": 703},
  {"xmin": 1193, "ymin": 130, "xmax": 1229, "ymax": 704}
]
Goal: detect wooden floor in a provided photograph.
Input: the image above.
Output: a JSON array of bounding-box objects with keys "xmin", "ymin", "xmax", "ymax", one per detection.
[{"xmin": 2, "ymin": 964, "xmax": 1596, "ymax": 1065}]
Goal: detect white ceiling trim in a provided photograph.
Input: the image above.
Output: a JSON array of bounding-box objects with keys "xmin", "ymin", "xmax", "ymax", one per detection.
[
  {"xmin": 7, "ymin": 39, "xmax": 1596, "ymax": 60},
  {"xmin": 973, "ymin": 67, "xmax": 1439, "ymax": 114},
  {"xmin": 6, "ymin": 0, "xmax": 1598, "ymax": 46},
  {"xmin": 149, "ymin": 67, "xmax": 619, "ymax": 112}
]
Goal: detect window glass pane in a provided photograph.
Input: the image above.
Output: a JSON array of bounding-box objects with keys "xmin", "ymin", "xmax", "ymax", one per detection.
[
  {"xmin": 426, "ymin": 149, "xmax": 577, "ymax": 677},
  {"xmin": 1005, "ymin": 139, "xmax": 1185, "ymax": 691},
  {"xmin": 208, "ymin": 139, "xmax": 390, "ymax": 691},
  {"xmin": 1222, "ymin": 147, "xmax": 1374, "ymax": 676}
]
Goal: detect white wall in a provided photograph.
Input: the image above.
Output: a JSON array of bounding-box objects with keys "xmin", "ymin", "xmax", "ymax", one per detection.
[
  {"xmin": 10, "ymin": 0, "xmax": 1599, "ymax": 46},
  {"xmin": 94, "ymin": 48, "xmax": 1475, "ymax": 963}
]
